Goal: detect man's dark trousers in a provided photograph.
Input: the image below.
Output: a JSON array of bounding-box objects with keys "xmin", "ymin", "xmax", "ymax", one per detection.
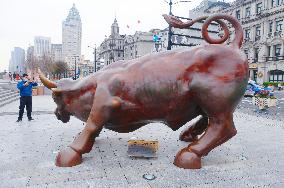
[{"xmin": 18, "ymin": 96, "xmax": 32, "ymax": 120}]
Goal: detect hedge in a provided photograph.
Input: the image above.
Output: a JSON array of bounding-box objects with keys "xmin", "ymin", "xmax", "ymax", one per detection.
[{"xmin": 263, "ymin": 82, "xmax": 284, "ymax": 87}]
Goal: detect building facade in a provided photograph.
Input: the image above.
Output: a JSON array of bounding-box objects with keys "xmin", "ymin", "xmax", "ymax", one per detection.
[
  {"xmin": 62, "ymin": 3, "xmax": 82, "ymax": 73},
  {"xmin": 98, "ymin": 18, "xmax": 125, "ymax": 66},
  {"xmin": 124, "ymin": 31, "xmax": 156, "ymax": 60},
  {"xmin": 9, "ymin": 47, "xmax": 26, "ymax": 74},
  {"xmin": 157, "ymin": 0, "xmax": 230, "ymax": 51},
  {"xmin": 51, "ymin": 44, "xmax": 63, "ymax": 62},
  {"xmin": 34, "ymin": 36, "xmax": 51, "ymax": 58},
  {"xmin": 222, "ymin": 0, "xmax": 284, "ymax": 83},
  {"xmin": 78, "ymin": 60, "xmax": 94, "ymax": 77}
]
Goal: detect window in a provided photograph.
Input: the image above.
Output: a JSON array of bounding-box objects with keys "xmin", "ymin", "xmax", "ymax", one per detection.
[
  {"xmin": 256, "ymin": 3, "xmax": 262, "ymax": 14},
  {"xmin": 255, "ymin": 25, "xmax": 261, "ymax": 36},
  {"xmin": 277, "ymin": 0, "xmax": 284, "ymax": 5},
  {"xmin": 245, "ymin": 7, "xmax": 251, "ymax": 18},
  {"xmin": 269, "ymin": 21, "xmax": 273, "ymax": 33},
  {"xmin": 267, "ymin": 46, "xmax": 271, "ymax": 57},
  {"xmin": 274, "ymin": 44, "xmax": 282, "ymax": 56},
  {"xmin": 245, "ymin": 29, "xmax": 250, "ymax": 39},
  {"xmin": 276, "ymin": 20, "xmax": 283, "ymax": 31},
  {"xmin": 236, "ymin": 10, "xmax": 240, "ymax": 20},
  {"xmin": 272, "ymin": 0, "xmax": 276, "ymax": 7},
  {"xmin": 244, "ymin": 49, "xmax": 249, "ymax": 57},
  {"xmin": 269, "ymin": 70, "xmax": 284, "ymax": 82},
  {"xmin": 255, "ymin": 48, "xmax": 259, "ymax": 61}
]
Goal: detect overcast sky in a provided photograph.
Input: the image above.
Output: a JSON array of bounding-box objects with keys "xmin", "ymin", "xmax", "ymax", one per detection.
[{"xmin": 0, "ymin": 0, "xmax": 234, "ymax": 72}]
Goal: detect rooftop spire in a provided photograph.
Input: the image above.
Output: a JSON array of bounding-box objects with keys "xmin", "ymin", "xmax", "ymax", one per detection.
[{"xmin": 65, "ymin": 3, "xmax": 81, "ymax": 22}]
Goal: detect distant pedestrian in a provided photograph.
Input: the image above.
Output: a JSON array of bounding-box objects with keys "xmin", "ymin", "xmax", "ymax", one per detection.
[
  {"xmin": 8, "ymin": 72, "xmax": 12, "ymax": 81},
  {"xmin": 16, "ymin": 73, "xmax": 38, "ymax": 122},
  {"xmin": 16, "ymin": 74, "xmax": 20, "ymax": 80},
  {"xmin": 13, "ymin": 72, "xmax": 16, "ymax": 81}
]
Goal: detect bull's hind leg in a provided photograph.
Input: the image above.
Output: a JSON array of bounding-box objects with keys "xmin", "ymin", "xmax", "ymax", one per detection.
[
  {"xmin": 174, "ymin": 113, "xmax": 237, "ymax": 169},
  {"xmin": 56, "ymin": 87, "xmax": 120, "ymax": 167},
  {"xmin": 179, "ymin": 116, "xmax": 208, "ymax": 142}
]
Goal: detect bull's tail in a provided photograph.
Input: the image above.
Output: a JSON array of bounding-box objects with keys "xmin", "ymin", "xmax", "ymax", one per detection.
[
  {"xmin": 202, "ymin": 14, "xmax": 243, "ymax": 48},
  {"xmin": 163, "ymin": 14, "xmax": 243, "ymax": 48}
]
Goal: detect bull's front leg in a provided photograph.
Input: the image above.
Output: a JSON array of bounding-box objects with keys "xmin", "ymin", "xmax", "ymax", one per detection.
[
  {"xmin": 179, "ymin": 116, "xmax": 208, "ymax": 142},
  {"xmin": 56, "ymin": 87, "xmax": 120, "ymax": 167},
  {"xmin": 174, "ymin": 113, "xmax": 237, "ymax": 169}
]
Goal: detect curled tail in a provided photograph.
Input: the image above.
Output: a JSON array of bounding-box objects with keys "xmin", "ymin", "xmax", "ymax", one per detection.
[
  {"xmin": 202, "ymin": 14, "xmax": 243, "ymax": 48},
  {"xmin": 163, "ymin": 14, "xmax": 243, "ymax": 48}
]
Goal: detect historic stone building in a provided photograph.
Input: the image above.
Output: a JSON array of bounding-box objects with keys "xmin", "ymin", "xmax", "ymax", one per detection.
[
  {"xmin": 157, "ymin": 0, "xmax": 230, "ymax": 51},
  {"xmin": 124, "ymin": 31, "xmax": 156, "ymax": 60},
  {"xmin": 98, "ymin": 18, "xmax": 125, "ymax": 66},
  {"xmin": 78, "ymin": 60, "xmax": 94, "ymax": 77},
  {"xmin": 221, "ymin": 0, "xmax": 284, "ymax": 83}
]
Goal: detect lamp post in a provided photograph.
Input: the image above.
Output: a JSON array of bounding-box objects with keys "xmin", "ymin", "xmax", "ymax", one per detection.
[
  {"xmin": 163, "ymin": 0, "xmax": 191, "ymax": 50},
  {"xmin": 88, "ymin": 45, "xmax": 97, "ymax": 73},
  {"xmin": 73, "ymin": 56, "xmax": 79, "ymax": 80}
]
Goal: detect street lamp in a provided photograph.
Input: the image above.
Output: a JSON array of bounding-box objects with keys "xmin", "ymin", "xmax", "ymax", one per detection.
[
  {"xmin": 88, "ymin": 45, "xmax": 97, "ymax": 73},
  {"xmin": 163, "ymin": 0, "xmax": 191, "ymax": 50},
  {"xmin": 73, "ymin": 56, "xmax": 79, "ymax": 80}
]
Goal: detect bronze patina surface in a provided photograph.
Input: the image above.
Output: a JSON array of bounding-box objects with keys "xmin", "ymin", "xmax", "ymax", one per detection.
[{"xmin": 39, "ymin": 14, "xmax": 248, "ymax": 169}]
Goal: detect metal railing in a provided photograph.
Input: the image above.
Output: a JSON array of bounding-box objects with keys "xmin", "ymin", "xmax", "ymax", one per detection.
[{"xmin": 266, "ymin": 56, "xmax": 284, "ymax": 61}]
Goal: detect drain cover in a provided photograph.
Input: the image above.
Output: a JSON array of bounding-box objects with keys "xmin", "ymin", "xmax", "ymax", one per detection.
[{"xmin": 143, "ymin": 174, "xmax": 156, "ymax": 180}]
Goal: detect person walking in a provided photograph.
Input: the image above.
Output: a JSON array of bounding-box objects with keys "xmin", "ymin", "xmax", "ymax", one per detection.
[
  {"xmin": 13, "ymin": 72, "xmax": 16, "ymax": 81},
  {"xmin": 8, "ymin": 72, "xmax": 12, "ymax": 81},
  {"xmin": 16, "ymin": 73, "xmax": 38, "ymax": 122}
]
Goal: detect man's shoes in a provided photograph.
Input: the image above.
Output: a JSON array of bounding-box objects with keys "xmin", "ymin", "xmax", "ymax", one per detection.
[
  {"xmin": 16, "ymin": 119, "xmax": 22, "ymax": 122},
  {"xmin": 28, "ymin": 118, "xmax": 34, "ymax": 121}
]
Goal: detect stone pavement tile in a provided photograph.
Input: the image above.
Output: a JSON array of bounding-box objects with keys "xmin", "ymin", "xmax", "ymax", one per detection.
[
  {"xmin": 1, "ymin": 177, "xmax": 29, "ymax": 188},
  {"xmin": 0, "ymin": 95, "xmax": 56, "ymax": 113},
  {"xmin": 0, "ymin": 102, "xmax": 284, "ymax": 188}
]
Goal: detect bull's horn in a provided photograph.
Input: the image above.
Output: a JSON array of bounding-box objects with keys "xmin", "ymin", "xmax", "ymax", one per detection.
[
  {"xmin": 38, "ymin": 68, "xmax": 57, "ymax": 89},
  {"xmin": 51, "ymin": 88, "xmax": 62, "ymax": 95}
]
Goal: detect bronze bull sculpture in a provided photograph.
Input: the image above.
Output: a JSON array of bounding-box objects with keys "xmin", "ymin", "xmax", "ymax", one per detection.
[{"xmin": 39, "ymin": 14, "xmax": 248, "ymax": 169}]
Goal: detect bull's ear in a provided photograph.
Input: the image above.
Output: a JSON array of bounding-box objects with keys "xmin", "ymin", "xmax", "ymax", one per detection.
[{"xmin": 51, "ymin": 88, "xmax": 62, "ymax": 96}]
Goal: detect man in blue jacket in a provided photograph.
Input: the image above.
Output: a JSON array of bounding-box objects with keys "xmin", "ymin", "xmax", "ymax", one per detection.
[{"xmin": 16, "ymin": 73, "xmax": 38, "ymax": 122}]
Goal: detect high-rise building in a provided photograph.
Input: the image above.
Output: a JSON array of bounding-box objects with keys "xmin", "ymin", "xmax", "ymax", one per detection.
[
  {"xmin": 34, "ymin": 36, "xmax": 51, "ymax": 58},
  {"xmin": 51, "ymin": 44, "xmax": 63, "ymax": 62},
  {"xmin": 62, "ymin": 3, "xmax": 82, "ymax": 73},
  {"xmin": 9, "ymin": 47, "xmax": 26, "ymax": 74}
]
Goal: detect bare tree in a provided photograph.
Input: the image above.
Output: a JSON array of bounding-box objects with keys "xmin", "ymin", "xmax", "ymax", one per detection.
[{"xmin": 50, "ymin": 61, "xmax": 69, "ymax": 79}]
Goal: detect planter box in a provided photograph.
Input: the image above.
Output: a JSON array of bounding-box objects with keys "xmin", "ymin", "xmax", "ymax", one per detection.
[
  {"xmin": 252, "ymin": 97, "xmax": 278, "ymax": 109},
  {"xmin": 252, "ymin": 97, "xmax": 268, "ymax": 110},
  {"xmin": 37, "ymin": 86, "xmax": 44, "ymax": 95},
  {"xmin": 32, "ymin": 88, "xmax": 38, "ymax": 96},
  {"xmin": 268, "ymin": 98, "xmax": 278, "ymax": 107}
]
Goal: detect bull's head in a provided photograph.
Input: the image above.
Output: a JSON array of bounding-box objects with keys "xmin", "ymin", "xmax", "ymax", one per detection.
[{"xmin": 38, "ymin": 69, "xmax": 72, "ymax": 123}]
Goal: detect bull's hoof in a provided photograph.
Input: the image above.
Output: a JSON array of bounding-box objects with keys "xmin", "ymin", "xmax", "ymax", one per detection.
[
  {"xmin": 179, "ymin": 132, "xmax": 198, "ymax": 142},
  {"xmin": 174, "ymin": 148, "xmax": 201, "ymax": 169},
  {"xmin": 55, "ymin": 147, "xmax": 82, "ymax": 167}
]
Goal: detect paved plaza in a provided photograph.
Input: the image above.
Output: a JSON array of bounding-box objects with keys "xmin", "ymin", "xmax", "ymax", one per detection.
[{"xmin": 0, "ymin": 95, "xmax": 283, "ymax": 188}]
